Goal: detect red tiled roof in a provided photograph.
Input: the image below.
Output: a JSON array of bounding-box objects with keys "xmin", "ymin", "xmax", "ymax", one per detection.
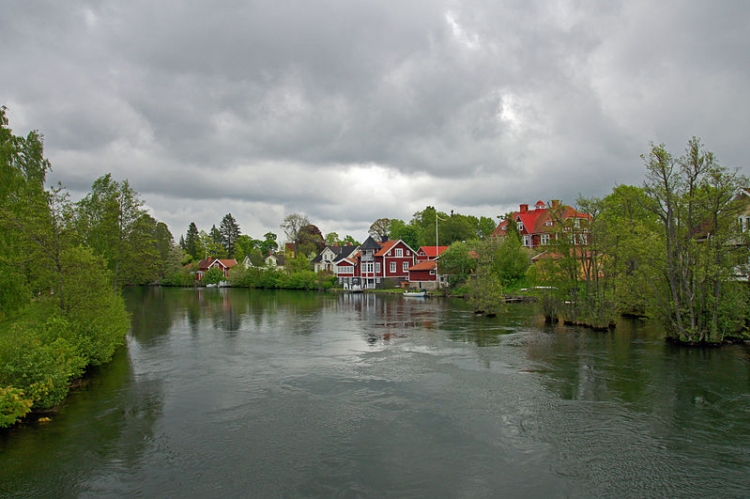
[
  {"xmin": 418, "ymin": 246, "xmax": 449, "ymax": 257},
  {"xmin": 409, "ymin": 260, "xmax": 437, "ymax": 271},
  {"xmin": 491, "ymin": 202, "xmax": 591, "ymax": 238},
  {"xmin": 374, "ymin": 240, "xmax": 398, "ymax": 257}
]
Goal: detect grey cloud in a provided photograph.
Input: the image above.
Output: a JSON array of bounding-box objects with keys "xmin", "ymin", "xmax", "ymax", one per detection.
[{"xmin": 3, "ymin": 0, "xmax": 750, "ymax": 239}]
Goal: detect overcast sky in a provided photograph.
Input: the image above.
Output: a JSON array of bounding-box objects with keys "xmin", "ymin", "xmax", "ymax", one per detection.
[{"xmin": 3, "ymin": 1, "xmax": 750, "ymax": 243}]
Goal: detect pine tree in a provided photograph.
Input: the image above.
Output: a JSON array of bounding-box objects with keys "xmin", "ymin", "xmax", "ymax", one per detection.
[{"xmin": 219, "ymin": 213, "xmax": 241, "ymax": 258}]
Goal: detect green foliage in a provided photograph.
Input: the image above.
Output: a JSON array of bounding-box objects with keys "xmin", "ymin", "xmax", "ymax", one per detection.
[
  {"xmin": 438, "ymin": 241, "xmax": 477, "ymax": 288},
  {"xmin": 234, "ymin": 234, "xmax": 260, "ymax": 262},
  {"xmin": 467, "ymin": 249, "xmax": 505, "ymax": 315},
  {"xmin": 642, "ymin": 138, "xmax": 749, "ymax": 343},
  {"xmin": 0, "ymin": 317, "xmax": 86, "ymax": 411},
  {"xmin": 202, "ymin": 266, "xmax": 225, "ymax": 285},
  {"xmin": 183, "ymin": 222, "xmax": 201, "ymax": 261},
  {"xmin": 0, "ymin": 108, "xmax": 133, "ymax": 426},
  {"xmin": 56, "ymin": 246, "xmax": 130, "ymax": 365},
  {"xmin": 297, "ymin": 224, "xmax": 325, "ymax": 257},
  {"xmin": 369, "ymin": 218, "xmax": 391, "ymax": 240},
  {"xmin": 260, "ymin": 232, "xmax": 279, "ymax": 255},
  {"xmin": 389, "ymin": 219, "xmax": 420, "ymax": 250},
  {"xmin": 219, "ymin": 213, "xmax": 241, "ymax": 258},
  {"xmin": 492, "ymin": 233, "xmax": 530, "ymax": 287},
  {"xmin": 75, "ymin": 174, "xmax": 147, "ymax": 288},
  {"xmin": 599, "ymin": 185, "xmax": 661, "ymax": 317},
  {"xmin": 0, "ymin": 386, "xmax": 33, "ymax": 428},
  {"xmin": 285, "ymin": 254, "xmax": 311, "ymax": 273}
]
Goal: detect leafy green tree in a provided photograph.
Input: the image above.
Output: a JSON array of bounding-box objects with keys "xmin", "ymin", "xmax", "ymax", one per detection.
[
  {"xmin": 476, "ymin": 216, "xmax": 497, "ymax": 239},
  {"xmin": 440, "ymin": 213, "xmax": 477, "ymax": 245},
  {"xmin": 260, "ymin": 232, "xmax": 279, "ymax": 255},
  {"xmin": 202, "ymin": 267, "xmax": 225, "ymax": 285},
  {"xmin": 285, "ymin": 253, "xmax": 311, "ymax": 273},
  {"xmin": 280, "ymin": 213, "xmax": 309, "ymax": 246},
  {"xmin": 119, "ymin": 214, "xmax": 161, "ymax": 285},
  {"xmin": 342, "ymin": 235, "xmax": 360, "ymax": 246},
  {"xmin": 200, "ymin": 229, "xmax": 226, "ymax": 259},
  {"xmin": 325, "ymin": 232, "xmax": 340, "ymax": 246},
  {"xmin": 75, "ymin": 174, "xmax": 146, "ymax": 289},
  {"xmin": 0, "ymin": 106, "xmax": 51, "ymax": 317},
  {"xmin": 438, "ymin": 241, "xmax": 477, "ymax": 288},
  {"xmin": 389, "ymin": 218, "xmax": 420, "ymax": 250},
  {"xmin": 219, "ymin": 213, "xmax": 241, "ymax": 258},
  {"xmin": 492, "ymin": 230, "xmax": 530, "ymax": 288},
  {"xmin": 642, "ymin": 138, "xmax": 749, "ymax": 343},
  {"xmin": 599, "ymin": 185, "xmax": 661, "ymax": 316},
  {"xmin": 234, "ymin": 234, "xmax": 260, "ymax": 262},
  {"xmin": 297, "ymin": 224, "xmax": 325, "ymax": 257},
  {"xmin": 467, "ymin": 254, "xmax": 505, "ymax": 316},
  {"xmin": 369, "ymin": 218, "xmax": 391, "ymax": 240}
]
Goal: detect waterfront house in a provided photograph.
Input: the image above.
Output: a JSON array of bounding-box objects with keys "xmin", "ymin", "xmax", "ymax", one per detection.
[
  {"xmin": 492, "ymin": 200, "xmax": 591, "ymax": 249},
  {"xmin": 196, "ymin": 257, "xmax": 238, "ymax": 280}
]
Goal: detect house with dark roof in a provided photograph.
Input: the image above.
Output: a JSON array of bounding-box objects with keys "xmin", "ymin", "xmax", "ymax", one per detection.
[
  {"xmin": 311, "ymin": 244, "xmax": 358, "ymax": 273},
  {"xmin": 491, "ymin": 200, "xmax": 591, "ymax": 249}
]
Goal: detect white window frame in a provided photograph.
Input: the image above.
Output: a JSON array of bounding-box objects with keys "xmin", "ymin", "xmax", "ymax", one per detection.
[
  {"xmin": 390, "ymin": 262, "xmax": 397, "ymax": 273},
  {"xmin": 523, "ymin": 235, "xmax": 531, "ymax": 247},
  {"xmin": 402, "ymin": 262, "xmax": 409, "ymax": 272},
  {"xmin": 395, "ymin": 248, "xmax": 403, "ymax": 257},
  {"xmin": 541, "ymin": 234, "xmax": 550, "ymax": 245}
]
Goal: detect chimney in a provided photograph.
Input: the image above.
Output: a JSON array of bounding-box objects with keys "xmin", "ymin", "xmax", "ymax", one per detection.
[{"xmin": 520, "ymin": 204, "xmax": 529, "ymax": 213}]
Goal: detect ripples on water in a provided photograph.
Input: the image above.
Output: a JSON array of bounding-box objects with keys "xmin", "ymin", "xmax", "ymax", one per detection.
[{"xmin": 2, "ymin": 287, "xmax": 750, "ymax": 498}]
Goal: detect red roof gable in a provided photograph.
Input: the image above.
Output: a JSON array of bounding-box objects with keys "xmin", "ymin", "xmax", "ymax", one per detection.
[
  {"xmin": 418, "ymin": 246, "xmax": 449, "ymax": 258},
  {"xmin": 492, "ymin": 201, "xmax": 591, "ymax": 238},
  {"xmin": 409, "ymin": 260, "xmax": 437, "ymax": 271}
]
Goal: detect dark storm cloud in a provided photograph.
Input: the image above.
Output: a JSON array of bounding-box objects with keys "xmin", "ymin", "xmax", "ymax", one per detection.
[{"xmin": 2, "ymin": 0, "xmax": 750, "ymax": 240}]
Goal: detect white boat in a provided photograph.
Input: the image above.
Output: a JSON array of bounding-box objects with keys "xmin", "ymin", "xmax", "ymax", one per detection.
[{"xmin": 403, "ymin": 290, "xmax": 427, "ymax": 297}]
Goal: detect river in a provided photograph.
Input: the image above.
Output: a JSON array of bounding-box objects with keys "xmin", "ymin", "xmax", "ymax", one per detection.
[{"xmin": 2, "ymin": 287, "xmax": 750, "ymax": 498}]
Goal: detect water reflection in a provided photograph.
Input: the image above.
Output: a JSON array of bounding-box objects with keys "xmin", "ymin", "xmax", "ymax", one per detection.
[{"xmin": 4, "ymin": 288, "xmax": 750, "ymax": 498}]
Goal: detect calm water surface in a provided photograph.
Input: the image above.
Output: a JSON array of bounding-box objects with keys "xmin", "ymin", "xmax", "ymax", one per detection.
[{"xmin": 2, "ymin": 287, "xmax": 750, "ymax": 498}]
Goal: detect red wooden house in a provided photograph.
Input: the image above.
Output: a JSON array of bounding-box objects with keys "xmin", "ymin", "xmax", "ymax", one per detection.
[
  {"xmin": 405, "ymin": 246, "xmax": 449, "ymax": 289},
  {"xmin": 336, "ymin": 236, "xmax": 417, "ymax": 289},
  {"xmin": 196, "ymin": 257, "xmax": 238, "ymax": 280}
]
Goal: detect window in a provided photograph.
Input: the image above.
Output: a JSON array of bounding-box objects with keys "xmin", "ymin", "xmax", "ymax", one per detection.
[
  {"xmin": 430, "ymin": 269, "xmax": 436, "ymax": 275},
  {"xmin": 395, "ymin": 248, "xmax": 403, "ymax": 257},
  {"xmin": 517, "ymin": 221, "xmax": 524, "ymax": 231},
  {"xmin": 403, "ymin": 262, "xmax": 409, "ymax": 272},
  {"xmin": 541, "ymin": 234, "xmax": 550, "ymax": 245},
  {"xmin": 339, "ymin": 266, "xmax": 353, "ymax": 274},
  {"xmin": 545, "ymin": 220, "xmax": 553, "ymax": 227},
  {"xmin": 375, "ymin": 263, "xmax": 381, "ymax": 274},
  {"xmin": 390, "ymin": 262, "xmax": 397, "ymax": 273},
  {"xmin": 523, "ymin": 235, "xmax": 531, "ymax": 247}
]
